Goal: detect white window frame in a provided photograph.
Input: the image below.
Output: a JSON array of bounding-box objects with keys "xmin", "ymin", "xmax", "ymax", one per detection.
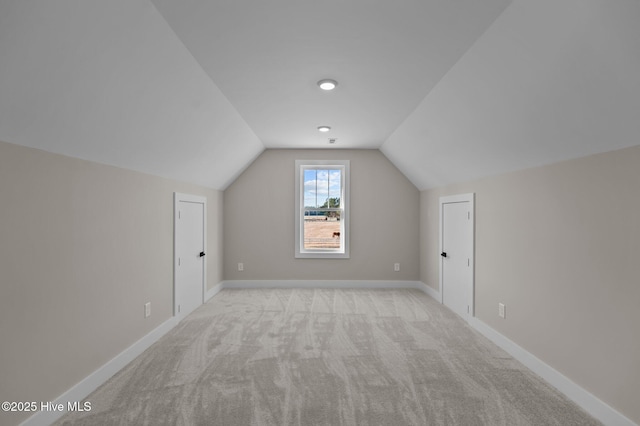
[{"xmin": 295, "ymin": 159, "xmax": 350, "ymax": 259}]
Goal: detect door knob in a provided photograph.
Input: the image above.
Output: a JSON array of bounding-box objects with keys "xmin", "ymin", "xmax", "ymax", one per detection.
[
  {"xmin": 441, "ymin": 252, "xmax": 447, "ymax": 258},
  {"xmin": 199, "ymin": 252, "xmax": 206, "ymax": 257}
]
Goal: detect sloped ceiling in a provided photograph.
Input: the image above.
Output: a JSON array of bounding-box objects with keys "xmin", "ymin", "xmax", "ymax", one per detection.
[
  {"xmin": 0, "ymin": 0, "xmax": 262, "ymax": 189},
  {"xmin": 382, "ymin": 0, "xmax": 640, "ymax": 189},
  {"xmin": 1, "ymin": 0, "xmax": 639, "ymax": 190},
  {"xmin": 149, "ymin": 0, "xmax": 510, "ymax": 149}
]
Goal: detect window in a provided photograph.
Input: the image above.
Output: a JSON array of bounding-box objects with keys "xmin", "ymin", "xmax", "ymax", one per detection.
[{"xmin": 295, "ymin": 160, "xmax": 349, "ymax": 258}]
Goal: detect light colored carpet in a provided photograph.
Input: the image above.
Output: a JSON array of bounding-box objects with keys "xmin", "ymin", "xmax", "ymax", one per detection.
[{"xmin": 56, "ymin": 288, "xmax": 600, "ymax": 425}]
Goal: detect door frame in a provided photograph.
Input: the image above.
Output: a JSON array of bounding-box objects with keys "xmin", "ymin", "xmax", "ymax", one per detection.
[
  {"xmin": 173, "ymin": 192, "xmax": 207, "ymax": 317},
  {"xmin": 439, "ymin": 192, "xmax": 475, "ymax": 318}
]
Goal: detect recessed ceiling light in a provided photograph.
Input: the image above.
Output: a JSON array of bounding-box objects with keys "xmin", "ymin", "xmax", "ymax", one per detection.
[
  {"xmin": 317, "ymin": 126, "xmax": 331, "ymax": 132},
  {"xmin": 317, "ymin": 79, "xmax": 338, "ymax": 91}
]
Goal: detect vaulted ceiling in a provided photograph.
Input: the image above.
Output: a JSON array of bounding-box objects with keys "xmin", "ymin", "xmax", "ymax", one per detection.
[{"xmin": 1, "ymin": 0, "xmax": 639, "ymax": 190}]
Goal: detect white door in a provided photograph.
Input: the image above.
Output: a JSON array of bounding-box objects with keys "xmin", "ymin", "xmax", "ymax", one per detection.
[
  {"xmin": 440, "ymin": 194, "xmax": 474, "ymax": 320},
  {"xmin": 174, "ymin": 193, "xmax": 206, "ymax": 318}
]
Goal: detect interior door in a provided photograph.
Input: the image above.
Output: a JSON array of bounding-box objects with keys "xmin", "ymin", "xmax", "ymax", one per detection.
[
  {"xmin": 175, "ymin": 194, "xmax": 206, "ymax": 318},
  {"xmin": 441, "ymin": 197, "xmax": 474, "ymax": 319}
]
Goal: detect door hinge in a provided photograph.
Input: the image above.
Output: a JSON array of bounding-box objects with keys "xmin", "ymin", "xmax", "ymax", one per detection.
[
  {"xmin": 467, "ymin": 305, "xmax": 470, "ymax": 313},
  {"xmin": 178, "ymin": 304, "xmax": 181, "ymax": 313},
  {"xmin": 467, "ymin": 258, "xmax": 470, "ymax": 266},
  {"xmin": 178, "ymin": 257, "xmax": 181, "ymax": 266},
  {"xmin": 178, "ymin": 210, "xmax": 181, "ymax": 219},
  {"xmin": 468, "ymin": 211, "xmax": 470, "ymax": 219}
]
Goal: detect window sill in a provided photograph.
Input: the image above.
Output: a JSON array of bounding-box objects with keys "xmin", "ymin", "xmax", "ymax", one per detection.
[{"xmin": 295, "ymin": 250, "xmax": 350, "ymax": 259}]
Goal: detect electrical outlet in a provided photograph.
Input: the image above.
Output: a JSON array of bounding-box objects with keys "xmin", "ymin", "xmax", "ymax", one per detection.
[
  {"xmin": 498, "ymin": 303, "xmax": 506, "ymax": 319},
  {"xmin": 144, "ymin": 302, "xmax": 151, "ymax": 318},
  {"xmin": 238, "ymin": 262, "xmax": 244, "ymax": 272},
  {"xmin": 394, "ymin": 263, "xmax": 400, "ymax": 272}
]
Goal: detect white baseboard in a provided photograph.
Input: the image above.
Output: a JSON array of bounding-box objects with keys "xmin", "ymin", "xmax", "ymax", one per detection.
[
  {"xmin": 205, "ymin": 282, "xmax": 224, "ymax": 302},
  {"xmin": 221, "ymin": 280, "xmax": 425, "ymax": 290},
  {"xmin": 419, "ymin": 285, "xmax": 635, "ymax": 426},
  {"xmin": 22, "ymin": 280, "xmax": 420, "ymax": 426},
  {"xmin": 23, "ymin": 281, "xmax": 634, "ymax": 426},
  {"xmin": 21, "ymin": 316, "xmax": 180, "ymax": 426},
  {"xmin": 23, "ymin": 282, "xmax": 231, "ymax": 426},
  {"xmin": 419, "ymin": 283, "xmax": 441, "ymax": 301},
  {"xmin": 468, "ymin": 318, "xmax": 635, "ymax": 426}
]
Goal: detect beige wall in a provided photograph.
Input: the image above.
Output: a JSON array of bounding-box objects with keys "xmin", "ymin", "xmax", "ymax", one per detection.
[
  {"xmin": 0, "ymin": 140, "xmax": 223, "ymax": 426},
  {"xmin": 421, "ymin": 144, "xmax": 640, "ymax": 424},
  {"xmin": 224, "ymin": 149, "xmax": 419, "ymax": 281},
  {"xmin": 4, "ymin": 137, "xmax": 636, "ymax": 424}
]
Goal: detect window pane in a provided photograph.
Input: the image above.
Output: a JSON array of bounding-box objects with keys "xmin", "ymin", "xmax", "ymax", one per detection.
[
  {"xmin": 303, "ymin": 211, "xmax": 341, "ymax": 249},
  {"xmin": 303, "ymin": 168, "xmax": 341, "ymax": 209},
  {"xmin": 303, "ymin": 169, "xmax": 319, "ymax": 208},
  {"xmin": 328, "ymin": 170, "xmax": 341, "ymax": 208}
]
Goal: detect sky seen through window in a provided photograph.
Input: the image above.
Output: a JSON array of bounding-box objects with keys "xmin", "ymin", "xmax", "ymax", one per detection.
[{"xmin": 303, "ymin": 169, "xmax": 341, "ymax": 208}]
